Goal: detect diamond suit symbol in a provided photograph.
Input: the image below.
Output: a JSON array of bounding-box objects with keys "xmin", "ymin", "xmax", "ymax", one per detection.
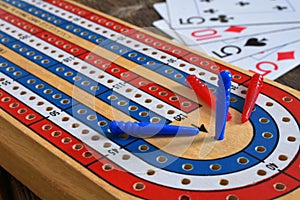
[{"xmin": 277, "ymin": 51, "xmax": 295, "ymax": 61}]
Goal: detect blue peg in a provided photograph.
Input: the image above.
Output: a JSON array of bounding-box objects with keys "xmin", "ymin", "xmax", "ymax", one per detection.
[
  {"xmin": 215, "ymin": 70, "xmax": 232, "ymax": 140},
  {"xmin": 109, "ymin": 121, "xmax": 199, "ymax": 138}
]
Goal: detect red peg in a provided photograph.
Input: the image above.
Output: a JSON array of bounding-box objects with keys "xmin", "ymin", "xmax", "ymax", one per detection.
[
  {"xmin": 186, "ymin": 75, "xmax": 232, "ymax": 121},
  {"xmin": 241, "ymin": 73, "xmax": 263, "ymax": 123}
]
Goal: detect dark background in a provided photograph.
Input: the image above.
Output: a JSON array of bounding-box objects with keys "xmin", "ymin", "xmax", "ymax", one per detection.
[{"xmin": 1, "ymin": 0, "xmax": 299, "ymax": 199}]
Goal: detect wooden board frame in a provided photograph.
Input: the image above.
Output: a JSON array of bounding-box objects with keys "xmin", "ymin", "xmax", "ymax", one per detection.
[{"xmin": 0, "ymin": 0, "xmax": 299, "ymax": 199}]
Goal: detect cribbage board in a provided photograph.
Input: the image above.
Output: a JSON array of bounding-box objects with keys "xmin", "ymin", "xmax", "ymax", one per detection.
[{"xmin": 0, "ymin": 0, "xmax": 299, "ymax": 199}]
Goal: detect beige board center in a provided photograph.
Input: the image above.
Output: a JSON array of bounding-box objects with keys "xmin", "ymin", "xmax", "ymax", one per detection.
[
  {"xmin": 105, "ymin": 59, "xmax": 255, "ymax": 161},
  {"xmin": 145, "ymin": 106, "xmax": 254, "ymax": 160}
]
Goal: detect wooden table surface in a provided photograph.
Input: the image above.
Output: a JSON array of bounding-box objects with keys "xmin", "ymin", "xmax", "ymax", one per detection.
[{"xmin": 0, "ymin": 0, "xmax": 299, "ymax": 199}]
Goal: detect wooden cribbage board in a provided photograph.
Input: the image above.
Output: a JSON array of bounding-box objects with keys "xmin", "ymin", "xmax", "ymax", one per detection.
[{"xmin": 0, "ymin": 0, "xmax": 299, "ymax": 199}]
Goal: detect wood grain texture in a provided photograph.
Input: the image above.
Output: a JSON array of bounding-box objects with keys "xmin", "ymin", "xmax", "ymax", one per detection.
[
  {"xmin": 0, "ymin": 0, "xmax": 299, "ymax": 199},
  {"xmin": 0, "ymin": 111, "xmax": 120, "ymax": 200}
]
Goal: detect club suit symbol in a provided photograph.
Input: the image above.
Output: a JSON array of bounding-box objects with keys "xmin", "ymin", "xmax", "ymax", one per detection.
[
  {"xmin": 210, "ymin": 15, "xmax": 234, "ymax": 23},
  {"xmin": 204, "ymin": 8, "xmax": 218, "ymax": 14},
  {"xmin": 236, "ymin": 1, "xmax": 250, "ymax": 6},
  {"xmin": 274, "ymin": 5, "xmax": 287, "ymax": 10}
]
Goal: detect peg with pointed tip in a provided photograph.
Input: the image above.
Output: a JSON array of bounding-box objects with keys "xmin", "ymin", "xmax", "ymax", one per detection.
[
  {"xmin": 186, "ymin": 74, "xmax": 232, "ymax": 121},
  {"xmin": 215, "ymin": 70, "xmax": 232, "ymax": 140},
  {"xmin": 109, "ymin": 121, "xmax": 199, "ymax": 138},
  {"xmin": 241, "ymin": 73, "xmax": 263, "ymax": 123}
]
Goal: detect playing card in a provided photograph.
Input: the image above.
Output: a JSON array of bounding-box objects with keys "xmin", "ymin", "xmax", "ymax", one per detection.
[
  {"xmin": 186, "ymin": 0, "xmax": 297, "ymax": 15},
  {"xmin": 154, "ymin": 2, "xmax": 299, "ymax": 45},
  {"xmin": 166, "ymin": 0, "xmax": 300, "ymax": 29},
  {"xmin": 233, "ymin": 41, "xmax": 300, "ymax": 79},
  {"xmin": 189, "ymin": 27, "xmax": 300, "ymax": 62},
  {"xmin": 178, "ymin": 24, "xmax": 300, "ymax": 45},
  {"xmin": 153, "ymin": 20, "xmax": 183, "ymax": 42}
]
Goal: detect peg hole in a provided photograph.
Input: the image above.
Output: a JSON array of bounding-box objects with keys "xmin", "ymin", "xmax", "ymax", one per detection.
[
  {"xmin": 274, "ymin": 183, "xmax": 286, "ymax": 191},
  {"xmin": 257, "ymin": 169, "xmax": 267, "ymax": 176},
  {"xmin": 282, "ymin": 117, "xmax": 290, "ymax": 122},
  {"xmin": 181, "ymin": 178, "xmax": 191, "ymax": 185},
  {"xmin": 133, "ymin": 182, "xmax": 145, "ymax": 191},
  {"xmin": 278, "ymin": 155, "xmax": 288, "ymax": 161},
  {"xmin": 219, "ymin": 179, "xmax": 229, "ymax": 186}
]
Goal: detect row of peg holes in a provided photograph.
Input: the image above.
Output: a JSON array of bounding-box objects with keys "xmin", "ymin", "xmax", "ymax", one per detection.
[
  {"xmin": 102, "ymin": 159, "xmax": 286, "ymax": 195},
  {"xmin": 61, "ymin": 114, "xmax": 107, "ymax": 128},
  {"xmin": 108, "ymin": 88, "xmax": 179, "ymax": 111},
  {"xmin": 123, "ymin": 43, "xmax": 172, "ymax": 63},
  {"xmin": 178, "ymin": 182, "xmax": 287, "ymax": 200},
  {"xmin": 77, "ymin": 19, "xmax": 118, "ymax": 38},
  {"xmin": 109, "ymin": 96, "xmax": 163, "ymax": 122},
  {"xmin": 0, "ymin": 63, "xmax": 23, "ymax": 77},
  {"xmin": 230, "ymin": 95, "xmax": 292, "ymax": 124},
  {"xmin": 26, "ymin": 38, "xmax": 70, "ymax": 59},
  {"xmin": 64, "ymin": 25, "xmax": 107, "ymax": 43},
  {"xmin": 88, "ymin": 15, "xmax": 129, "ymax": 32},
  {"xmin": 58, "ymin": 112, "xmax": 131, "ymax": 141},
  {"xmin": 134, "ymin": 33, "xmax": 183, "ymax": 55},
  {"xmin": 124, "ymin": 40, "xmax": 173, "ymax": 61},
  {"xmin": 61, "ymin": 110, "xmax": 113, "ymax": 142},
  {"xmin": 137, "ymin": 80, "xmax": 192, "ymax": 107},
  {"xmin": 27, "ymin": 8, "xmax": 63, "ymax": 24},
  {"xmin": 55, "ymin": 66, "xmax": 126, "ymax": 88},
  {"xmin": 82, "ymin": 55, "xmax": 133, "ymax": 78},
  {"xmin": 10, "ymin": 85, "xmax": 71, "ymax": 113},
  {"xmin": 49, "ymin": 0, "xmax": 130, "ymax": 32},
  {"xmin": 25, "ymin": 79, "xmax": 71, "ymax": 105},
  {"xmin": 3, "ymin": 16, "xmax": 39, "ymax": 33},
  {"xmin": 39, "ymin": 34, "xmax": 80, "ymax": 53},
  {"xmin": 187, "ymin": 56, "xmax": 246, "ymax": 80},
  {"xmin": 0, "ymin": 23, "xmax": 25, "ymax": 38},
  {"xmin": 106, "ymin": 95, "xmax": 163, "ymax": 122},
  {"xmin": 48, "ymin": 0, "xmax": 88, "ymax": 16},
  {"xmin": 137, "ymin": 143, "xmax": 291, "ymax": 180},
  {"xmin": 66, "ymin": 74, "xmax": 100, "ymax": 91},
  {"xmin": 37, "ymin": 2, "xmax": 81, "ymax": 19},
  {"xmin": 41, "ymin": 123, "xmax": 93, "ymax": 158},
  {"xmin": 124, "ymin": 40, "xmax": 227, "ymax": 82},
  {"xmin": 42, "ymin": 118, "xmax": 122, "ymax": 157},
  {"xmin": 43, "ymin": 121, "xmax": 101, "ymax": 145},
  {"xmin": 164, "ymin": 68, "xmax": 217, "ymax": 81},
  {"xmin": 240, "ymin": 88, "xmax": 293, "ymax": 104},
  {"xmin": 0, "ymin": 91, "xmax": 36, "ymax": 120},
  {"xmin": 11, "ymin": 44, "xmax": 51, "ymax": 64},
  {"xmin": 102, "ymin": 161, "xmax": 270, "ymax": 194}
]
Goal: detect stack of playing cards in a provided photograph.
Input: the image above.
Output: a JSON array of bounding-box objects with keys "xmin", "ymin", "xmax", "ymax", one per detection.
[{"xmin": 153, "ymin": 0, "xmax": 300, "ymax": 80}]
